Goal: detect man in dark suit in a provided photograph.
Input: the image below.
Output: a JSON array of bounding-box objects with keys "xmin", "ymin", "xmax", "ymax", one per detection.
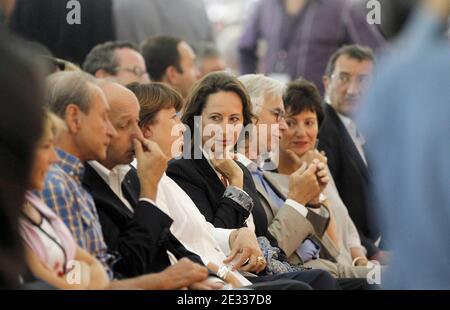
[
  {"xmin": 81, "ymin": 81, "xmax": 217, "ymax": 282},
  {"xmin": 318, "ymin": 45, "xmax": 385, "ymax": 262}
]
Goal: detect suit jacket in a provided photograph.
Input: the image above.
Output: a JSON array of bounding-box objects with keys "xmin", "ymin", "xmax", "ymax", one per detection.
[
  {"xmin": 82, "ymin": 164, "xmax": 203, "ymax": 278},
  {"xmin": 318, "ymin": 103, "xmax": 380, "ymax": 257},
  {"xmin": 166, "ymin": 157, "xmax": 281, "ymax": 249},
  {"xmin": 248, "ymin": 168, "xmax": 329, "ymax": 258},
  {"xmin": 261, "ymin": 171, "xmax": 339, "ymax": 263}
]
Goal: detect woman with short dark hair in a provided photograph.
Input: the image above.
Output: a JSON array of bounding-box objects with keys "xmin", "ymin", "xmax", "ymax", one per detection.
[{"xmin": 278, "ymin": 79, "xmax": 371, "ymax": 270}]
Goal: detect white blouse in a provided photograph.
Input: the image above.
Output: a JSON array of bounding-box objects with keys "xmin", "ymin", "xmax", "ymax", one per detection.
[
  {"xmin": 35, "ymin": 218, "xmax": 66, "ymax": 275},
  {"xmin": 156, "ymin": 173, "xmax": 252, "ymax": 286}
]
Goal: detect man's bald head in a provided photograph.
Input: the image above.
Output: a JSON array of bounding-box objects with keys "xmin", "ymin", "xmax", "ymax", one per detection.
[
  {"xmin": 98, "ymin": 80, "xmax": 144, "ymax": 169},
  {"xmin": 99, "ymin": 80, "xmax": 140, "ymax": 112}
]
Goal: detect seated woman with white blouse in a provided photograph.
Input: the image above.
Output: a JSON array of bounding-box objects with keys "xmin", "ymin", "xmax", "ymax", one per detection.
[{"xmin": 128, "ymin": 82, "xmax": 262, "ymax": 288}]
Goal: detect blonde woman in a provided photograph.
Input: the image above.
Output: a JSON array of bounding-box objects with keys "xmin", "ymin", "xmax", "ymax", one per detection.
[{"xmin": 20, "ymin": 112, "xmax": 110, "ymax": 289}]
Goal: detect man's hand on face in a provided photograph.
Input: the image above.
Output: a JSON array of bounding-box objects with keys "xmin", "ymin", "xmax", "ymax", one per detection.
[{"xmin": 134, "ymin": 138, "xmax": 168, "ymax": 201}]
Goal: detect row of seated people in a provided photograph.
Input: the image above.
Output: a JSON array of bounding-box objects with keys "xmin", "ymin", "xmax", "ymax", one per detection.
[
  {"xmin": 80, "ymin": 36, "xmax": 385, "ymax": 264},
  {"xmin": 23, "ymin": 36, "xmax": 384, "ymax": 265},
  {"xmin": 2, "ymin": 28, "xmax": 384, "ymax": 290},
  {"xmin": 4, "ymin": 0, "xmax": 450, "ymax": 291}
]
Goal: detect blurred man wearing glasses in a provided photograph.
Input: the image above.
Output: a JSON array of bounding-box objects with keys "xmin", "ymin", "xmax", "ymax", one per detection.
[
  {"xmin": 318, "ymin": 45, "xmax": 387, "ymax": 264},
  {"xmin": 83, "ymin": 41, "xmax": 150, "ymax": 85}
]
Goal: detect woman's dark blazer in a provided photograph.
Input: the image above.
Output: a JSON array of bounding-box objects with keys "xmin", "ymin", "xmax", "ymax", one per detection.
[{"xmin": 167, "ymin": 156, "xmax": 279, "ymax": 247}]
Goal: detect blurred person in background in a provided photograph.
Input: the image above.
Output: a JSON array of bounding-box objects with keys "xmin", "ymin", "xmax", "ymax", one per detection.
[
  {"xmin": 238, "ymin": 0, "xmax": 385, "ymax": 94},
  {"xmin": 194, "ymin": 42, "xmax": 227, "ymax": 78},
  {"xmin": 113, "ymin": 0, "xmax": 214, "ymax": 47},
  {"xmin": 359, "ymin": 0, "xmax": 450, "ymax": 289},
  {"xmin": 0, "ymin": 28, "xmax": 44, "ymax": 289},
  {"xmin": 0, "ymin": 0, "xmax": 15, "ymax": 23},
  {"xmin": 142, "ymin": 35, "xmax": 200, "ymax": 99},
  {"xmin": 9, "ymin": 0, "xmax": 115, "ymax": 65},
  {"xmin": 360, "ymin": 0, "xmax": 419, "ymax": 40},
  {"xmin": 83, "ymin": 41, "xmax": 150, "ymax": 85},
  {"xmin": 22, "ymin": 41, "xmax": 81, "ymax": 75}
]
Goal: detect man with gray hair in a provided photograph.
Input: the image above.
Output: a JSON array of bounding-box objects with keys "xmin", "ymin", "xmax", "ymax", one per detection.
[
  {"xmin": 83, "ymin": 41, "xmax": 150, "ymax": 85},
  {"xmin": 42, "ymin": 71, "xmax": 118, "ymax": 272},
  {"xmin": 237, "ymin": 74, "xmax": 329, "ymax": 267}
]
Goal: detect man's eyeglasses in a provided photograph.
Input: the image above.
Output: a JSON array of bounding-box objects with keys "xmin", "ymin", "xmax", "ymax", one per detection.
[
  {"xmin": 115, "ymin": 66, "xmax": 148, "ymax": 78},
  {"xmin": 261, "ymin": 106, "xmax": 285, "ymax": 122},
  {"xmin": 332, "ymin": 73, "xmax": 370, "ymax": 88}
]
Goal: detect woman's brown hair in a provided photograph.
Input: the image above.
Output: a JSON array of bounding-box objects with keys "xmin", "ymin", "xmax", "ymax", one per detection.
[
  {"xmin": 127, "ymin": 82, "xmax": 183, "ymax": 127},
  {"xmin": 181, "ymin": 72, "xmax": 254, "ymax": 144},
  {"xmin": 283, "ymin": 78, "xmax": 324, "ymax": 126}
]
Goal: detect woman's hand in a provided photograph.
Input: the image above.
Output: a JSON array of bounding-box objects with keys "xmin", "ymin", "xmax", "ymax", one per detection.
[
  {"xmin": 188, "ymin": 279, "xmax": 224, "ymax": 290},
  {"xmin": 370, "ymin": 250, "xmax": 390, "ymax": 265},
  {"xmin": 286, "ymin": 149, "xmax": 327, "ymax": 168},
  {"xmin": 225, "ymin": 228, "xmax": 266, "ymax": 273},
  {"xmin": 77, "ymin": 261, "xmax": 93, "ymax": 288},
  {"xmin": 207, "ymin": 263, "xmax": 244, "ymax": 289},
  {"xmin": 87, "ymin": 259, "xmax": 110, "ymax": 290},
  {"xmin": 209, "ymin": 152, "xmax": 244, "ymax": 188},
  {"xmin": 308, "ymin": 159, "xmax": 330, "ymax": 205},
  {"xmin": 314, "ymin": 159, "xmax": 329, "ymax": 192}
]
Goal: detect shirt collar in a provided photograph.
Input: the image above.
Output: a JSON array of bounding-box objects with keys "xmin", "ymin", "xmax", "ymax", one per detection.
[
  {"xmin": 235, "ymin": 153, "xmax": 252, "ymax": 167},
  {"xmin": 336, "ymin": 110, "xmax": 365, "ymax": 145},
  {"xmin": 88, "ymin": 161, "xmax": 132, "ymax": 187},
  {"xmin": 336, "ymin": 111, "xmax": 353, "ymax": 129},
  {"xmin": 55, "ymin": 148, "xmax": 85, "ymax": 181},
  {"xmin": 326, "ymin": 100, "xmax": 356, "ymax": 129},
  {"xmin": 236, "ymin": 153, "xmax": 263, "ymax": 175},
  {"xmin": 236, "ymin": 152, "xmax": 273, "ymax": 171}
]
